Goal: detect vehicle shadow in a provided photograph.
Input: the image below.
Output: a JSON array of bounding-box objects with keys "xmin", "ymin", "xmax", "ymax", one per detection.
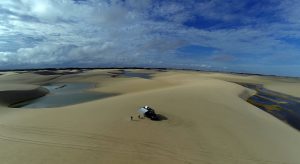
[{"xmin": 155, "ymin": 114, "xmax": 168, "ymax": 121}]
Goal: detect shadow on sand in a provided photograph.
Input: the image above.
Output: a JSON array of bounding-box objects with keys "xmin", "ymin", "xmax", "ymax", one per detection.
[{"xmin": 155, "ymin": 114, "xmax": 168, "ymax": 121}]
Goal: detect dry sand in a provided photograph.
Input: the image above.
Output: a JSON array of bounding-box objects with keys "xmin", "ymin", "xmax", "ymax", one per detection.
[{"xmin": 0, "ymin": 69, "xmax": 300, "ymax": 164}]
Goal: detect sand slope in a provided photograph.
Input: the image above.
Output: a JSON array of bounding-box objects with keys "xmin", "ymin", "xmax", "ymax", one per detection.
[
  {"xmin": 0, "ymin": 84, "xmax": 48, "ymax": 106},
  {"xmin": 0, "ymin": 70, "xmax": 300, "ymax": 164}
]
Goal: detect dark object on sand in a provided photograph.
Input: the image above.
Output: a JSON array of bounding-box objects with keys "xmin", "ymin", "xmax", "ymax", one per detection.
[{"xmin": 138, "ymin": 106, "xmax": 159, "ymax": 120}]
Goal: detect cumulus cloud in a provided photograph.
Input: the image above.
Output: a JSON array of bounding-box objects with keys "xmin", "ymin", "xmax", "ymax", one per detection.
[{"xmin": 0, "ymin": 0, "xmax": 300, "ymax": 76}]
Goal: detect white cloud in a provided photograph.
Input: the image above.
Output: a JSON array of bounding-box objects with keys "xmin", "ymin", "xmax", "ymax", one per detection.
[{"xmin": 0, "ymin": 0, "xmax": 299, "ymax": 76}]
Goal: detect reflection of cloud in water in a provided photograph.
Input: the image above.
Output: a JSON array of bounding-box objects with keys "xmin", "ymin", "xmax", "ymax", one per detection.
[{"xmin": 13, "ymin": 83, "xmax": 118, "ymax": 108}]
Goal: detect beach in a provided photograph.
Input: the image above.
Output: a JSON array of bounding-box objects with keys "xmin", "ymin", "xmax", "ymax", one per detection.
[{"xmin": 0, "ymin": 69, "xmax": 300, "ymax": 164}]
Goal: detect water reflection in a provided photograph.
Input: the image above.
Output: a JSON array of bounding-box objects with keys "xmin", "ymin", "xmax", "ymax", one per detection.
[
  {"xmin": 108, "ymin": 70, "xmax": 153, "ymax": 79},
  {"xmin": 12, "ymin": 83, "xmax": 118, "ymax": 108},
  {"xmin": 237, "ymin": 83, "xmax": 300, "ymax": 130}
]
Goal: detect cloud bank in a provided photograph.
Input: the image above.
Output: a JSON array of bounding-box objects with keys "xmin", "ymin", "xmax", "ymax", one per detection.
[{"xmin": 0, "ymin": 0, "xmax": 300, "ymax": 76}]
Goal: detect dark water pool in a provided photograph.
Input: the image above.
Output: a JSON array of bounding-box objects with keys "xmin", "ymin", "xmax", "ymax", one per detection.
[
  {"xmin": 237, "ymin": 83, "xmax": 300, "ymax": 130},
  {"xmin": 123, "ymin": 70, "xmax": 153, "ymax": 79},
  {"xmin": 12, "ymin": 83, "xmax": 117, "ymax": 108},
  {"xmin": 108, "ymin": 70, "xmax": 153, "ymax": 79}
]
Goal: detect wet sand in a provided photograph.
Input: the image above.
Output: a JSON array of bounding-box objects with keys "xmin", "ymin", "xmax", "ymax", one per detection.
[{"xmin": 0, "ymin": 69, "xmax": 300, "ymax": 164}]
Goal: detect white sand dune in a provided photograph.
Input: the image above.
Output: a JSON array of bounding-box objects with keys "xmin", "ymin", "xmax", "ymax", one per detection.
[{"xmin": 0, "ymin": 69, "xmax": 300, "ymax": 164}]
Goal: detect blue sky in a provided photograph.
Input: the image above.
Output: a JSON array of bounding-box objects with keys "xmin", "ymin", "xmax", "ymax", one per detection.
[{"xmin": 0, "ymin": 0, "xmax": 300, "ymax": 76}]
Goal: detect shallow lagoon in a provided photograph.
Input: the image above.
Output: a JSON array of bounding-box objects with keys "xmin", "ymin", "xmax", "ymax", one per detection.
[
  {"xmin": 12, "ymin": 83, "xmax": 117, "ymax": 108},
  {"xmin": 238, "ymin": 83, "xmax": 300, "ymax": 130},
  {"xmin": 123, "ymin": 70, "xmax": 153, "ymax": 79},
  {"xmin": 108, "ymin": 70, "xmax": 153, "ymax": 79}
]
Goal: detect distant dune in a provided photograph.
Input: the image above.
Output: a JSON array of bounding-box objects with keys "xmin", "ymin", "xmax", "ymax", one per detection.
[{"xmin": 0, "ymin": 69, "xmax": 300, "ymax": 164}]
